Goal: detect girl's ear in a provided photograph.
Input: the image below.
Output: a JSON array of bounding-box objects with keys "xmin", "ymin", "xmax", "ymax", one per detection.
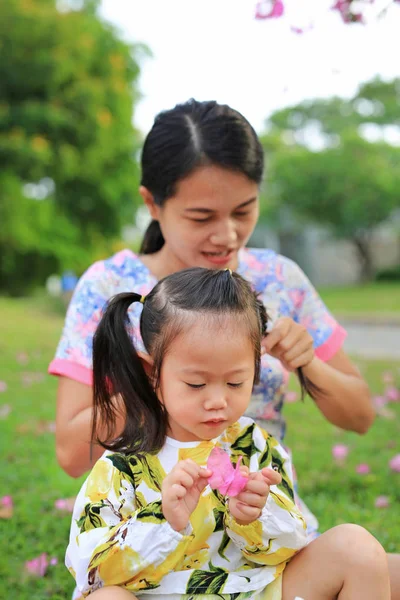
[
  {"xmin": 139, "ymin": 186, "xmax": 161, "ymax": 221},
  {"xmin": 137, "ymin": 351, "xmax": 154, "ymax": 378}
]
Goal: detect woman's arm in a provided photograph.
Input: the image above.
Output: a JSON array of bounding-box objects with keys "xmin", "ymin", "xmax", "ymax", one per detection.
[
  {"xmin": 56, "ymin": 377, "xmax": 125, "ymax": 477},
  {"xmin": 302, "ymin": 348, "xmax": 375, "ymax": 434},
  {"xmin": 263, "ymin": 318, "xmax": 375, "ymax": 435}
]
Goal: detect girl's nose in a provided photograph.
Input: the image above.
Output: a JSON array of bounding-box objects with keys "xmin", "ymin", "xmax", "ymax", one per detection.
[{"xmin": 204, "ymin": 393, "xmax": 228, "ymax": 411}]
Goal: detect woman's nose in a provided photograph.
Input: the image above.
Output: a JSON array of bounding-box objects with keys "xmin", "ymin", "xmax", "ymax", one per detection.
[{"xmin": 210, "ymin": 220, "xmax": 238, "ymax": 246}]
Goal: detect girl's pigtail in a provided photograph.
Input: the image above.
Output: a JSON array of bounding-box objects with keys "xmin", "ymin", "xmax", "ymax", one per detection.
[
  {"xmin": 92, "ymin": 292, "xmax": 166, "ymax": 455},
  {"xmin": 255, "ymin": 296, "xmax": 320, "ymax": 401}
]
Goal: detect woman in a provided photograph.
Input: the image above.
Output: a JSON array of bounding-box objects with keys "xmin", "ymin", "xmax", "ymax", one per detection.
[{"xmin": 49, "ymin": 99, "xmax": 399, "ymax": 597}]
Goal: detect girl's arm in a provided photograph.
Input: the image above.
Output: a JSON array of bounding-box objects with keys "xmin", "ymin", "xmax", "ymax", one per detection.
[
  {"xmin": 67, "ymin": 456, "xmax": 193, "ymax": 596},
  {"xmin": 224, "ymin": 430, "xmax": 308, "ymax": 566}
]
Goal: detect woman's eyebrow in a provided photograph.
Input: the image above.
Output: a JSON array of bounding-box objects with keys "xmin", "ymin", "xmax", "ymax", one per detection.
[{"xmin": 184, "ymin": 196, "xmax": 257, "ymax": 214}]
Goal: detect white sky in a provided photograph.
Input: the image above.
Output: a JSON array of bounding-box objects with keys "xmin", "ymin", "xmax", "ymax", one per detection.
[{"xmin": 99, "ymin": 0, "xmax": 400, "ymax": 135}]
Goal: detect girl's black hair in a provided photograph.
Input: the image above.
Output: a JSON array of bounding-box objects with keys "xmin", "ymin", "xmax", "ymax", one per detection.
[
  {"xmin": 139, "ymin": 99, "xmax": 264, "ymax": 255},
  {"xmin": 92, "ymin": 268, "xmax": 318, "ymax": 456}
]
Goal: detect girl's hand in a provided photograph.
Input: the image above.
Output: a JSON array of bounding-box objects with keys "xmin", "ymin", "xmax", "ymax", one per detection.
[
  {"xmin": 162, "ymin": 459, "xmax": 212, "ymax": 533},
  {"xmin": 228, "ymin": 467, "xmax": 281, "ymax": 525},
  {"xmin": 262, "ymin": 317, "xmax": 314, "ymax": 371}
]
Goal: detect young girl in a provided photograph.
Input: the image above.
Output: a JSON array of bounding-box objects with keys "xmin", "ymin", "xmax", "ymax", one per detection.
[{"xmin": 66, "ymin": 268, "xmax": 390, "ymax": 600}]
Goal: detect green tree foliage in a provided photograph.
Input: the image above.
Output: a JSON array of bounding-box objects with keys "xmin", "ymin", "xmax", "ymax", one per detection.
[
  {"xmin": 260, "ymin": 79, "xmax": 400, "ymax": 281},
  {"xmin": 0, "ymin": 0, "xmax": 146, "ymax": 294}
]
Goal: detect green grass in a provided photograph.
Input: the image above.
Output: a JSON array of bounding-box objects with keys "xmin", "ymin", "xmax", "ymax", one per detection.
[
  {"xmin": 319, "ymin": 282, "xmax": 400, "ymax": 317},
  {"xmin": 0, "ymin": 296, "xmax": 399, "ymax": 599}
]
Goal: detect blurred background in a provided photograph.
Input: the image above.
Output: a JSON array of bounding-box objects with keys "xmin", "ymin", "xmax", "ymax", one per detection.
[{"xmin": 0, "ymin": 1, "xmax": 399, "ymax": 598}]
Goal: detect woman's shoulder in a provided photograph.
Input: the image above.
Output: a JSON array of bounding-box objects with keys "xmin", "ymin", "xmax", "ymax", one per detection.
[
  {"xmin": 239, "ymin": 247, "xmax": 304, "ymax": 291},
  {"xmin": 79, "ymin": 249, "xmax": 157, "ymax": 295}
]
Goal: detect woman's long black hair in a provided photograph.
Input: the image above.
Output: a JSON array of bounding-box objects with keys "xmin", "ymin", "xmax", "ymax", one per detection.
[
  {"xmin": 92, "ymin": 268, "xmax": 319, "ymax": 456},
  {"xmin": 139, "ymin": 99, "xmax": 264, "ymax": 255}
]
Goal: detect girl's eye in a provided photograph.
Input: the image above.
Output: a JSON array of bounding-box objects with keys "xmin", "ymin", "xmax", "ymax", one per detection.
[
  {"xmin": 186, "ymin": 383, "xmax": 205, "ymax": 389},
  {"xmin": 228, "ymin": 382, "xmax": 243, "ymax": 388}
]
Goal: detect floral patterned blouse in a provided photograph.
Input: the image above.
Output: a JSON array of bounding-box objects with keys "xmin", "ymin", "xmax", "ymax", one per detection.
[
  {"xmin": 49, "ymin": 247, "xmax": 346, "ymax": 443},
  {"xmin": 66, "ymin": 417, "xmax": 307, "ymax": 599}
]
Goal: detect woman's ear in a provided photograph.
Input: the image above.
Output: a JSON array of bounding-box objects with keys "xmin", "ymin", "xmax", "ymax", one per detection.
[
  {"xmin": 139, "ymin": 186, "xmax": 161, "ymax": 221},
  {"xmin": 138, "ymin": 351, "xmax": 154, "ymax": 378}
]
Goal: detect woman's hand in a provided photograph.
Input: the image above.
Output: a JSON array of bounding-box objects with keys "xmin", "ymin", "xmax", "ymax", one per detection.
[
  {"xmin": 262, "ymin": 317, "xmax": 315, "ymax": 371},
  {"xmin": 162, "ymin": 459, "xmax": 212, "ymax": 532},
  {"xmin": 228, "ymin": 467, "xmax": 282, "ymax": 525}
]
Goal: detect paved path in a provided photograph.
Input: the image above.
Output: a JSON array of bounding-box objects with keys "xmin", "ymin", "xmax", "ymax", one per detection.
[{"xmin": 342, "ymin": 322, "xmax": 400, "ymax": 360}]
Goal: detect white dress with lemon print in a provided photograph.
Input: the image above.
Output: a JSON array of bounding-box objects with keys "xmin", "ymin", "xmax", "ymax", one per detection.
[{"xmin": 66, "ymin": 417, "xmax": 308, "ymax": 599}]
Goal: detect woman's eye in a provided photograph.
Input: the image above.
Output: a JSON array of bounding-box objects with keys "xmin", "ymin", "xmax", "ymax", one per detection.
[
  {"xmin": 190, "ymin": 217, "xmax": 211, "ymax": 223},
  {"xmin": 233, "ymin": 211, "xmax": 250, "ymax": 218},
  {"xmin": 186, "ymin": 383, "xmax": 205, "ymax": 389},
  {"xmin": 228, "ymin": 382, "xmax": 243, "ymax": 388}
]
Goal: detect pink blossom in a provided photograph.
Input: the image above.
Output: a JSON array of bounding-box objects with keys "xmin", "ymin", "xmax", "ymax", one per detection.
[
  {"xmin": 373, "ymin": 395, "xmax": 387, "ymax": 408},
  {"xmin": 286, "ymin": 391, "xmax": 299, "ymax": 403},
  {"xmin": 0, "ymin": 381, "xmax": 7, "ymax": 393},
  {"xmin": 375, "ymin": 495, "xmax": 390, "ymax": 508},
  {"xmin": 54, "ymin": 497, "xmax": 76, "ymax": 512},
  {"xmin": 332, "ymin": 444, "xmax": 349, "ymax": 461},
  {"xmin": 386, "ymin": 387, "xmax": 400, "ymax": 402},
  {"xmin": 389, "ymin": 454, "xmax": 400, "ymax": 473},
  {"xmin": 382, "ymin": 371, "xmax": 394, "ymax": 384},
  {"xmin": 331, "ymin": 0, "xmax": 364, "ymax": 23},
  {"xmin": 25, "ymin": 553, "xmax": 48, "ymax": 577},
  {"xmin": 255, "ymin": 0, "xmax": 284, "ymax": 20},
  {"xmin": 356, "ymin": 463, "xmax": 370, "ymax": 475},
  {"xmin": 50, "ymin": 557, "xmax": 58, "ymax": 566},
  {"xmin": 0, "ymin": 495, "xmax": 13, "ymax": 519},
  {"xmin": 0, "ymin": 404, "xmax": 11, "ymax": 419}
]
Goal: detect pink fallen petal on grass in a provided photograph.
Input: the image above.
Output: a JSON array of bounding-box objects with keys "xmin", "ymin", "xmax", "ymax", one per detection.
[
  {"xmin": 207, "ymin": 448, "xmax": 248, "ymax": 497},
  {"xmin": 286, "ymin": 391, "xmax": 299, "ymax": 403},
  {"xmin": 332, "ymin": 444, "xmax": 349, "ymax": 461},
  {"xmin": 389, "ymin": 454, "xmax": 400, "ymax": 473},
  {"xmin": 375, "ymin": 495, "xmax": 390, "ymax": 508},
  {"xmin": 0, "ymin": 381, "xmax": 7, "ymax": 393},
  {"xmin": 50, "ymin": 557, "xmax": 58, "ymax": 566},
  {"xmin": 25, "ymin": 553, "xmax": 48, "ymax": 577},
  {"xmin": 54, "ymin": 497, "xmax": 76, "ymax": 513},
  {"xmin": 356, "ymin": 463, "xmax": 370, "ymax": 475},
  {"xmin": 382, "ymin": 371, "xmax": 394, "ymax": 384},
  {"xmin": 0, "ymin": 495, "xmax": 13, "ymax": 519},
  {"xmin": 386, "ymin": 387, "xmax": 400, "ymax": 402},
  {"xmin": 0, "ymin": 404, "xmax": 12, "ymax": 419},
  {"xmin": 16, "ymin": 352, "xmax": 29, "ymax": 365},
  {"xmin": 255, "ymin": 0, "xmax": 284, "ymax": 20}
]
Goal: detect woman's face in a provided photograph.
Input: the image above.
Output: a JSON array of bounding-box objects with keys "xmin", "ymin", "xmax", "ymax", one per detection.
[{"xmin": 142, "ymin": 165, "xmax": 259, "ymax": 271}]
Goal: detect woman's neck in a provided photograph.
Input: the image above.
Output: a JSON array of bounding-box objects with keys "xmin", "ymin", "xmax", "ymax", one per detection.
[{"xmin": 140, "ymin": 246, "xmax": 188, "ymax": 280}]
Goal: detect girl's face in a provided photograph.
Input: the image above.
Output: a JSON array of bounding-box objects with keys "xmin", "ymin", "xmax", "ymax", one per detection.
[
  {"xmin": 158, "ymin": 316, "xmax": 256, "ymax": 442},
  {"xmin": 142, "ymin": 165, "xmax": 259, "ymax": 272}
]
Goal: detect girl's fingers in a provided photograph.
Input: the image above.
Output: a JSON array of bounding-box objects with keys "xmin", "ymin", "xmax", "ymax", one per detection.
[
  {"xmin": 261, "ymin": 467, "xmax": 282, "ymax": 485},
  {"xmin": 235, "ymin": 491, "xmax": 267, "ymax": 509},
  {"xmin": 170, "ymin": 483, "xmax": 187, "ymax": 499},
  {"xmin": 233, "ymin": 502, "xmax": 261, "ymax": 520}
]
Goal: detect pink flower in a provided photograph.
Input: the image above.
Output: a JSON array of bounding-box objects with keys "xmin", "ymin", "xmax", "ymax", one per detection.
[
  {"xmin": 50, "ymin": 557, "xmax": 58, "ymax": 566},
  {"xmin": 389, "ymin": 454, "xmax": 400, "ymax": 473},
  {"xmin": 54, "ymin": 497, "xmax": 76, "ymax": 512},
  {"xmin": 0, "ymin": 381, "xmax": 7, "ymax": 393},
  {"xmin": 375, "ymin": 495, "xmax": 390, "ymax": 508},
  {"xmin": 286, "ymin": 391, "xmax": 299, "ymax": 403},
  {"xmin": 332, "ymin": 444, "xmax": 349, "ymax": 461},
  {"xmin": 0, "ymin": 495, "xmax": 13, "ymax": 519},
  {"xmin": 0, "ymin": 404, "xmax": 11, "ymax": 419},
  {"xmin": 382, "ymin": 371, "xmax": 394, "ymax": 384},
  {"xmin": 356, "ymin": 463, "xmax": 370, "ymax": 475},
  {"xmin": 373, "ymin": 395, "xmax": 387, "ymax": 408},
  {"xmin": 386, "ymin": 387, "xmax": 400, "ymax": 402},
  {"xmin": 331, "ymin": 0, "xmax": 364, "ymax": 23},
  {"xmin": 255, "ymin": 0, "xmax": 284, "ymax": 20},
  {"xmin": 25, "ymin": 553, "xmax": 48, "ymax": 577}
]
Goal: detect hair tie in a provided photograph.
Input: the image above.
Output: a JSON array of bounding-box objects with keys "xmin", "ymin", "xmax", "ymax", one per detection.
[
  {"xmin": 224, "ymin": 268, "xmax": 232, "ymax": 276},
  {"xmin": 140, "ymin": 295, "xmax": 146, "ymax": 304}
]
